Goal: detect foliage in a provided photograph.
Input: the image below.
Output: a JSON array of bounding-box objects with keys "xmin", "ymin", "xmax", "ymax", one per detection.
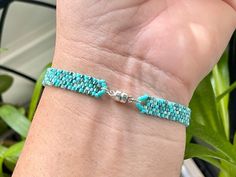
[
  {"xmin": 0, "ymin": 65, "xmax": 49, "ymax": 176},
  {"xmin": 0, "ymin": 75, "xmax": 13, "ymax": 95},
  {"xmin": 28, "ymin": 63, "xmax": 51, "ymax": 121},
  {"xmin": 185, "ymin": 51, "xmax": 236, "ymax": 177},
  {"xmin": 0, "ymin": 74, "xmax": 13, "ymax": 134}
]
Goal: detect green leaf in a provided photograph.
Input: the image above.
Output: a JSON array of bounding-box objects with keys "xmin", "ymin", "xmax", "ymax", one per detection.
[
  {"xmin": 200, "ymin": 157, "xmax": 228, "ymax": 174},
  {"xmin": 3, "ymin": 174, "xmax": 10, "ymax": 177},
  {"xmin": 216, "ymin": 81, "xmax": 236, "ymax": 101},
  {"xmin": 0, "ymin": 146, "xmax": 7, "ymax": 157},
  {"xmin": 28, "ymin": 63, "xmax": 51, "ymax": 121},
  {"xmin": 189, "ymin": 74, "xmax": 224, "ymax": 134},
  {"xmin": 190, "ymin": 121, "xmax": 236, "ymax": 163},
  {"xmin": 185, "ymin": 143, "xmax": 233, "ymax": 163},
  {"xmin": 0, "ymin": 157, "xmax": 4, "ymax": 177},
  {"xmin": 3, "ymin": 141, "xmax": 24, "ymax": 171},
  {"xmin": 17, "ymin": 107, "xmax": 26, "ymax": 116},
  {"xmin": 186, "ymin": 129, "xmax": 192, "ymax": 145},
  {"xmin": 211, "ymin": 52, "xmax": 230, "ymax": 139},
  {"xmin": 219, "ymin": 161, "xmax": 236, "ymax": 177},
  {"xmin": 0, "ymin": 105, "xmax": 30, "ymax": 138},
  {"xmin": 234, "ymin": 133, "xmax": 236, "ymax": 148},
  {"xmin": 0, "ymin": 75, "xmax": 13, "ymax": 94},
  {"xmin": 3, "ymin": 141, "xmax": 24, "ymax": 159},
  {"xmin": 3, "ymin": 157, "xmax": 17, "ymax": 172},
  {"xmin": 185, "ymin": 143, "xmax": 236, "ymax": 175},
  {"xmin": 0, "ymin": 146, "xmax": 7, "ymax": 176},
  {"xmin": 185, "ymin": 143, "xmax": 229, "ymax": 173}
]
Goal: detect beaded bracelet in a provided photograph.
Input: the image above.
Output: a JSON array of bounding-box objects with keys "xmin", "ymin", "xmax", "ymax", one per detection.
[{"xmin": 42, "ymin": 67, "xmax": 191, "ymax": 126}]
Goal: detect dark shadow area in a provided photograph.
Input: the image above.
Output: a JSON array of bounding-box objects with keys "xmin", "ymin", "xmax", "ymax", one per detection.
[{"xmin": 229, "ymin": 31, "xmax": 236, "ymax": 142}]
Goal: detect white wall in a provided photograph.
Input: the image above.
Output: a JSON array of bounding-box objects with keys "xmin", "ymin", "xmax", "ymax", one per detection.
[{"xmin": 0, "ymin": 0, "xmax": 56, "ymax": 104}]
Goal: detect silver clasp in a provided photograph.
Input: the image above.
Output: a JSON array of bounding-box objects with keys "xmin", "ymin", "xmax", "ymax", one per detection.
[{"xmin": 103, "ymin": 88, "xmax": 140, "ymax": 104}]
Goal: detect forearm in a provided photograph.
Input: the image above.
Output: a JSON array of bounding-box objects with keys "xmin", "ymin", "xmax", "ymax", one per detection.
[
  {"xmin": 12, "ymin": 41, "xmax": 188, "ymax": 177},
  {"xmin": 11, "ymin": 0, "xmax": 236, "ymax": 175}
]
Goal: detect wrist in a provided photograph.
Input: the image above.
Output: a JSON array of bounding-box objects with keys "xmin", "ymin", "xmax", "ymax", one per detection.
[
  {"xmin": 53, "ymin": 36, "xmax": 191, "ymax": 106},
  {"xmin": 13, "ymin": 39, "xmax": 188, "ymax": 177},
  {"xmin": 17, "ymin": 86, "xmax": 186, "ymax": 177},
  {"xmin": 50, "ymin": 36, "xmax": 189, "ymax": 134}
]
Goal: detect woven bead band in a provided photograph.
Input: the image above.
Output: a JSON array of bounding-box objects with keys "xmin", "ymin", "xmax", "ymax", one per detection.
[
  {"xmin": 42, "ymin": 67, "xmax": 108, "ymax": 98},
  {"xmin": 42, "ymin": 67, "xmax": 191, "ymax": 126}
]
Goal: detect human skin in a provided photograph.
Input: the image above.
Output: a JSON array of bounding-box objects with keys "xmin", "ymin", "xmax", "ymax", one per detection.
[{"xmin": 13, "ymin": 0, "xmax": 236, "ymax": 177}]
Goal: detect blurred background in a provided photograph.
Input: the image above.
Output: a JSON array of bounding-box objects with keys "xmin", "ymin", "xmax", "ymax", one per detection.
[{"xmin": 0, "ymin": 0, "xmax": 55, "ymax": 105}]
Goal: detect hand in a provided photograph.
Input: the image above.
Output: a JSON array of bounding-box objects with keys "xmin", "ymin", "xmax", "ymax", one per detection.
[
  {"xmin": 54, "ymin": 0, "xmax": 236, "ymax": 105},
  {"xmin": 12, "ymin": 1, "xmax": 236, "ymax": 177}
]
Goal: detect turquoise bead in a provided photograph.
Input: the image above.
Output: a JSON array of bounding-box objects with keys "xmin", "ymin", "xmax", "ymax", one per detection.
[
  {"xmin": 135, "ymin": 95, "xmax": 191, "ymax": 126},
  {"xmin": 43, "ymin": 68, "xmax": 108, "ymax": 98},
  {"xmin": 101, "ymin": 81, "xmax": 106, "ymax": 85},
  {"xmin": 141, "ymin": 109, "xmax": 146, "ymax": 113},
  {"xmin": 136, "ymin": 102, "xmax": 144, "ymax": 112},
  {"xmin": 138, "ymin": 94, "xmax": 149, "ymax": 102},
  {"xmin": 43, "ymin": 67, "xmax": 191, "ymax": 127},
  {"xmin": 96, "ymin": 90, "xmax": 106, "ymax": 97}
]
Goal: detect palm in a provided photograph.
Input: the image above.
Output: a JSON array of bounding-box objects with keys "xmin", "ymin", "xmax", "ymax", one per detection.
[{"xmin": 57, "ymin": 0, "xmax": 236, "ymax": 97}]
